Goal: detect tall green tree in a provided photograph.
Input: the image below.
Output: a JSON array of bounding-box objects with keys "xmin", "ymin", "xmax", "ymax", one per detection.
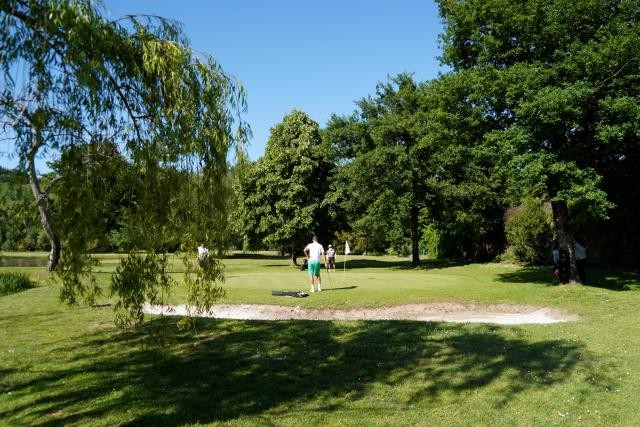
[
  {"xmin": 419, "ymin": 72, "xmax": 507, "ymax": 260},
  {"xmin": 328, "ymin": 74, "xmax": 435, "ymax": 265},
  {"xmin": 438, "ymin": 0, "xmax": 640, "ymax": 280},
  {"xmin": 326, "ymin": 74, "xmax": 470, "ymax": 265},
  {"xmin": 1, "ymin": 0, "xmax": 248, "ymax": 323},
  {"xmin": 328, "ymin": 72, "xmax": 507, "ymax": 262},
  {"xmin": 235, "ymin": 110, "xmax": 333, "ymax": 264}
]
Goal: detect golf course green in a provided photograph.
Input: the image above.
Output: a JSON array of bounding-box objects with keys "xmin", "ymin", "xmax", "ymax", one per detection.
[{"xmin": 1, "ymin": 252, "xmax": 639, "ymax": 426}]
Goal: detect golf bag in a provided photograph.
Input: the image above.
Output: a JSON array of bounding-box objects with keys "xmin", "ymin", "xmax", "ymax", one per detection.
[
  {"xmin": 272, "ymin": 290, "xmax": 309, "ymax": 298},
  {"xmin": 300, "ymin": 258, "xmax": 308, "ymax": 271}
]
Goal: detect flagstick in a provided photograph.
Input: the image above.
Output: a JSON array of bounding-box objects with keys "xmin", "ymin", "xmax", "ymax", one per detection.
[
  {"xmin": 343, "ymin": 241, "xmax": 350, "ymax": 284},
  {"xmin": 342, "ymin": 246, "xmax": 348, "ymax": 283},
  {"xmin": 343, "ymin": 253, "xmax": 346, "ymax": 283}
]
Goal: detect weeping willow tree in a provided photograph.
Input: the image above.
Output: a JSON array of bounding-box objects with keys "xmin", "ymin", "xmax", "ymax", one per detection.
[{"xmin": 0, "ymin": 0, "xmax": 249, "ymax": 326}]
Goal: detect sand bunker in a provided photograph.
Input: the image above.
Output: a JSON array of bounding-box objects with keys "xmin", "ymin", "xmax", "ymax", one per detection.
[{"xmin": 143, "ymin": 302, "xmax": 577, "ymax": 325}]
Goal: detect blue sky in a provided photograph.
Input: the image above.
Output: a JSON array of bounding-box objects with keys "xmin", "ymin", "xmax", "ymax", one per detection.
[
  {"xmin": 104, "ymin": 0, "xmax": 446, "ymax": 160},
  {"xmin": 0, "ymin": 1, "xmax": 445, "ymax": 169}
]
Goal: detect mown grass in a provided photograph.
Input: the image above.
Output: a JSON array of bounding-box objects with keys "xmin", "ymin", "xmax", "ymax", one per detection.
[{"xmin": 1, "ymin": 251, "xmax": 639, "ymax": 426}]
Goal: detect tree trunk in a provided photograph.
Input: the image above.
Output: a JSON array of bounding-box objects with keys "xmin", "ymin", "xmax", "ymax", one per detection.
[
  {"xmin": 28, "ymin": 128, "xmax": 60, "ymax": 272},
  {"xmin": 551, "ymin": 200, "xmax": 579, "ymax": 284},
  {"xmin": 410, "ymin": 205, "xmax": 420, "ymax": 266},
  {"xmin": 289, "ymin": 248, "xmax": 298, "ymax": 267}
]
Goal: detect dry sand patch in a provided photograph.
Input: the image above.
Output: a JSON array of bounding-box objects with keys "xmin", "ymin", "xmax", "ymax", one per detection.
[{"xmin": 143, "ymin": 302, "xmax": 578, "ymax": 325}]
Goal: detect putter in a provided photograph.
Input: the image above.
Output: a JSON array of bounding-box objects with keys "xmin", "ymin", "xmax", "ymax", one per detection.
[{"xmin": 326, "ymin": 263, "xmax": 333, "ymax": 288}]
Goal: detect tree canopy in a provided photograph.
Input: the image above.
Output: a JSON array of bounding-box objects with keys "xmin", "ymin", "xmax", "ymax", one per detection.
[
  {"xmin": 326, "ymin": 75, "xmax": 428, "ymax": 264},
  {"xmin": 1, "ymin": 0, "xmax": 249, "ymax": 323},
  {"xmin": 234, "ymin": 110, "xmax": 334, "ymax": 263},
  {"xmin": 326, "ymin": 73, "xmax": 506, "ymax": 262},
  {"xmin": 437, "ymin": 0, "xmax": 640, "ymax": 279}
]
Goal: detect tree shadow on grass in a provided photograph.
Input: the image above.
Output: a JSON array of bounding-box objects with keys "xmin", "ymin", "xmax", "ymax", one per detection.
[
  {"xmin": 2, "ymin": 319, "xmax": 608, "ymax": 426},
  {"xmin": 584, "ymin": 269, "xmax": 640, "ymax": 291},
  {"xmin": 0, "ymin": 368, "xmax": 19, "ymax": 392},
  {"xmin": 226, "ymin": 253, "xmax": 288, "ymax": 260},
  {"xmin": 321, "ymin": 285, "xmax": 358, "ymax": 292},
  {"xmin": 497, "ymin": 266, "xmax": 640, "ymax": 291},
  {"xmin": 344, "ymin": 258, "xmax": 467, "ymax": 270},
  {"xmin": 496, "ymin": 267, "xmax": 557, "ymax": 286}
]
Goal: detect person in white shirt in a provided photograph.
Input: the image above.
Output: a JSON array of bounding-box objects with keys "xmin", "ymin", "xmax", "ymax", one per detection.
[
  {"xmin": 197, "ymin": 243, "xmax": 209, "ymax": 266},
  {"xmin": 197, "ymin": 243, "xmax": 209, "ymax": 257},
  {"xmin": 303, "ymin": 236, "xmax": 326, "ymax": 293}
]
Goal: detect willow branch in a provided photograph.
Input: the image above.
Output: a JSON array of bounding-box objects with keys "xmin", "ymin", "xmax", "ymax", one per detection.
[{"xmin": 43, "ymin": 175, "xmax": 63, "ymax": 194}]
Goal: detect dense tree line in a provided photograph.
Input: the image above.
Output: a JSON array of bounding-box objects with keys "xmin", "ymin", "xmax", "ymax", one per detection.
[
  {"xmin": 2, "ymin": 0, "xmax": 638, "ymax": 299},
  {"xmin": 0, "ymin": 167, "xmax": 48, "ymax": 251},
  {"xmin": 234, "ymin": 0, "xmax": 640, "ymax": 279},
  {"xmin": 439, "ymin": 0, "xmax": 640, "ymax": 276}
]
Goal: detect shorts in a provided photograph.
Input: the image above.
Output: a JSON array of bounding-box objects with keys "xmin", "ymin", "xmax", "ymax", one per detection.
[
  {"xmin": 308, "ymin": 260, "xmax": 321, "ymax": 277},
  {"xmin": 328, "ymin": 257, "xmax": 336, "ymax": 268}
]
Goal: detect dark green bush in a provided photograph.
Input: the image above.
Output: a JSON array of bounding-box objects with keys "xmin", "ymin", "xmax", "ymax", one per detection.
[
  {"xmin": 420, "ymin": 224, "xmax": 441, "ymax": 259},
  {"xmin": 505, "ymin": 198, "xmax": 554, "ymax": 265},
  {"xmin": 0, "ymin": 272, "xmax": 36, "ymax": 296},
  {"xmin": 335, "ymin": 231, "xmax": 368, "ymax": 254}
]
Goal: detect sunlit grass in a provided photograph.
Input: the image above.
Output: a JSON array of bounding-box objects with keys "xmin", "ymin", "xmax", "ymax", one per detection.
[{"xmin": 1, "ymin": 251, "xmax": 639, "ymax": 425}]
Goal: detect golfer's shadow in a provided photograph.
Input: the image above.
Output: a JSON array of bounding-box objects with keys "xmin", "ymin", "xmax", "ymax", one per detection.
[{"xmin": 322, "ymin": 285, "xmax": 357, "ymax": 291}]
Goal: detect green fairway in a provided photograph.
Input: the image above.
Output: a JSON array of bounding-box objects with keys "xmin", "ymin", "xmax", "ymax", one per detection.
[{"xmin": 1, "ymin": 252, "xmax": 640, "ymax": 426}]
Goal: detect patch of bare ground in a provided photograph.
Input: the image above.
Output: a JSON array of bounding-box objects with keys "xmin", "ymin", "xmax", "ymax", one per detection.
[{"xmin": 143, "ymin": 302, "xmax": 578, "ymax": 325}]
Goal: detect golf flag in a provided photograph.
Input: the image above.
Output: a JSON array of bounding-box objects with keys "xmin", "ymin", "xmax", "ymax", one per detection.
[{"xmin": 343, "ymin": 241, "xmax": 350, "ymax": 281}]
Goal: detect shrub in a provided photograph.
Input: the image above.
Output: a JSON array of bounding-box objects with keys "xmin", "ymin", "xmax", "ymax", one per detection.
[
  {"xmin": 0, "ymin": 272, "xmax": 36, "ymax": 296},
  {"xmin": 505, "ymin": 198, "xmax": 554, "ymax": 265},
  {"xmin": 421, "ymin": 224, "xmax": 441, "ymax": 259},
  {"xmin": 335, "ymin": 231, "xmax": 368, "ymax": 254},
  {"xmin": 385, "ymin": 244, "xmax": 411, "ymax": 257}
]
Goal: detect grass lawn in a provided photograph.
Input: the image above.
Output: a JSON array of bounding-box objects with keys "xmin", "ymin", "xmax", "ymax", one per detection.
[{"xmin": 1, "ymin": 251, "xmax": 640, "ymax": 426}]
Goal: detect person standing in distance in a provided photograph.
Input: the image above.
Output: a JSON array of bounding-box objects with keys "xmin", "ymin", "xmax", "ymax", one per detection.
[
  {"xmin": 574, "ymin": 236, "xmax": 587, "ymax": 284},
  {"xmin": 197, "ymin": 242, "xmax": 209, "ymax": 267},
  {"xmin": 326, "ymin": 244, "xmax": 336, "ymax": 272},
  {"xmin": 197, "ymin": 242, "xmax": 209, "ymax": 258},
  {"xmin": 304, "ymin": 236, "xmax": 326, "ymax": 293}
]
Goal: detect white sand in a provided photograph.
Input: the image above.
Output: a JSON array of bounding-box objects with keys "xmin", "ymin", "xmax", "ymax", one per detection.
[{"xmin": 143, "ymin": 302, "xmax": 577, "ymax": 325}]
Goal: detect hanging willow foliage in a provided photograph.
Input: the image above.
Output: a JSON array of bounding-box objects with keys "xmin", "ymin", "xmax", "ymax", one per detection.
[{"xmin": 1, "ymin": 0, "xmax": 249, "ymax": 327}]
